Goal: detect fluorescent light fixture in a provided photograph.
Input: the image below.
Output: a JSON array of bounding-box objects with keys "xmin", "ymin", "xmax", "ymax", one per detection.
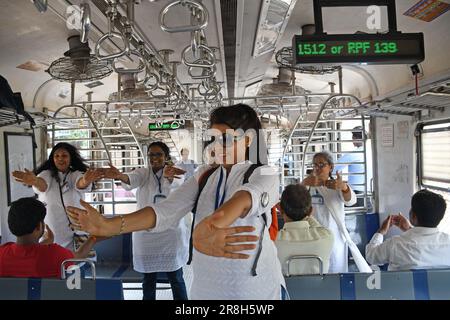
[{"xmin": 252, "ymin": 0, "xmax": 298, "ymax": 57}]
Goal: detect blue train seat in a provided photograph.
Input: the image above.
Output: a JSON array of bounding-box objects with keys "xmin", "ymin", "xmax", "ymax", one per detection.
[
  {"xmin": 285, "ymin": 268, "xmax": 450, "ymax": 300},
  {"xmin": 0, "ymin": 277, "xmax": 123, "ymax": 300}
]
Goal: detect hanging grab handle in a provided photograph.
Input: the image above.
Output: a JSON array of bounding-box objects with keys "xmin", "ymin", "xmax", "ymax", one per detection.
[
  {"xmin": 182, "ymin": 45, "xmax": 215, "ymax": 68},
  {"xmin": 112, "ymin": 50, "xmax": 146, "ymax": 74},
  {"xmin": 159, "ymin": 0, "xmax": 208, "ymax": 33},
  {"xmin": 80, "ymin": 2, "xmax": 91, "ymax": 43},
  {"xmin": 95, "ymin": 32, "xmax": 130, "ymax": 61}
]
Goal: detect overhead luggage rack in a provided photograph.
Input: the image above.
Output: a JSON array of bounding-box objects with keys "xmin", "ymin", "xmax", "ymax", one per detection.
[{"xmin": 0, "ymin": 109, "xmax": 55, "ymax": 129}]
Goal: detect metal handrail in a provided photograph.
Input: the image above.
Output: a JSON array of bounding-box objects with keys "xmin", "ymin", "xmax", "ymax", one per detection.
[
  {"xmin": 182, "ymin": 45, "xmax": 215, "ymax": 68},
  {"xmin": 281, "ymin": 99, "xmax": 310, "ymax": 190},
  {"xmin": 159, "ymin": 0, "xmax": 208, "ymax": 33},
  {"xmin": 61, "ymin": 259, "xmax": 96, "ymax": 280},
  {"xmin": 285, "ymin": 255, "xmax": 324, "ymax": 277},
  {"xmin": 94, "ymin": 2, "xmax": 130, "ymax": 61},
  {"xmin": 52, "ymin": 105, "xmax": 112, "ymax": 163},
  {"xmin": 300, "ymin": 94, "xmax": 363, "ymax": 181},
  {"xmin": 112, "ymin": 50, "xmax": 146, "ymax": 74},
  {"xmin": 80, "ymin": 2, "xmax": 91, "ymax": 43},
  {"xmin": 189, "ymin": 63, "xmax": 217, "ymax": 80},
  {"xmin": 95, "ymin": 31, "xmax": 130, "ymax": 61}
]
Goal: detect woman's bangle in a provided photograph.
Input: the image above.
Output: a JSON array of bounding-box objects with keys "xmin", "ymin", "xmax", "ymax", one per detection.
[
  {"xmin": 342, "ymin": 184, "xmax": 350, "ymax": 193},
  {"xmin": 118, "ymin": 215, "xmax": 125, "ymax": 235}
]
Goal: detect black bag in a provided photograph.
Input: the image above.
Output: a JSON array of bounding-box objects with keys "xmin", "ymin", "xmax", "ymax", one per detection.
[
  {"xmin": 0, "ymin": 75, "xmax": 25, "ymax": 114},
  {"xmin": 1, "ymin": 75, "xmax": 37, "ymax": 147}
]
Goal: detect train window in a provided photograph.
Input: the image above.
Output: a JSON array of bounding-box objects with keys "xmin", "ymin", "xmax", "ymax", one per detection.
[
  {"xmin": 418, "ymin": 120, "xmax": 450, "ymax": 191},
  {"xmin": 418, "ymin": 120, "xmax": 450, "ymax": 234}
]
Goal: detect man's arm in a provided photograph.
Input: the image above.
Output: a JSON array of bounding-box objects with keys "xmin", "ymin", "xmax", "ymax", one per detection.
[{"xmin": 365, "ymin": 216, "xmax": 393, "ymax": 265}]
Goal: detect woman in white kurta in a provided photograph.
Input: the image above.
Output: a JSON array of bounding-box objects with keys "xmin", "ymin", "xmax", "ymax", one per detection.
[
  {"xmin": 104, "ymin": 141, "xmax": 188, "ymax": 300},
  {"xmin": 12, "ymin": 143, "xmax": 102, "ymax": 249},
  {"xmin": 302, "ymin": 152, "xmax": 357, "ymax": 273},
  {"xmin": 68, "ymin": 104, "xmax": 286, "ymax": 300}
]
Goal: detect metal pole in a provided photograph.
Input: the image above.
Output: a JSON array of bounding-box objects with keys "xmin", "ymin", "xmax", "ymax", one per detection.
[
  {"xmin": 70, "ymin": 81, "xmax": 75, "ymax": 106},
  {"xmin": 117, "ymin": 73, "xmax": 122, "ymax": 101}
]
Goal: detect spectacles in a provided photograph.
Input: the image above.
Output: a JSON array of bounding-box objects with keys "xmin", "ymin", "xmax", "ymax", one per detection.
[
  {"xmin": 207, "ymin": 133, "xmax": 244, "ymax": 147},
  {"xmin": 148, "ymin": 152, "xmax": 164, "ymax": 158},
  {"xmin": 313, "ymin": 162, "xmax": 329, "ymax": 169}
]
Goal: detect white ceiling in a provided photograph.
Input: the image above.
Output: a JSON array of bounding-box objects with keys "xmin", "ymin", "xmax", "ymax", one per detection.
[{"xmin": 0, "ymin": 0, "xmax": 449, "ymax": 113}]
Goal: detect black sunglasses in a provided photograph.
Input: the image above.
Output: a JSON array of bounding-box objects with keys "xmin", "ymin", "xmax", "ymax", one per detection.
[{"xmin": 206, "ymin": 133, "xmax": 244, "ymax": 147}]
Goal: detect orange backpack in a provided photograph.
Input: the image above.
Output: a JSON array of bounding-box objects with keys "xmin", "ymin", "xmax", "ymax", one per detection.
[{"xmin": 269, "ymin": 203, "xmax": 281, "ymax": 241}]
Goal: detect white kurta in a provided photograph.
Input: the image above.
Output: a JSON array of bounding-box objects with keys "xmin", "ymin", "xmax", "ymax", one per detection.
[
  {"xmin": 151, "ymin": 162, "xmax": 285, "ymax": 300},
  {"xmin": 122, "ymin": 167, "xmax": 189, "ymax": 273},
  {"xmin": 276, "ymin": 216, "xmax": 334, "ymax": 275},
  {"xmin": 309, "ymin": 186, "xmax": 356, "ymax": 273},
  {"xmin": 33, "ymin": 170, "xmax": 89, "ymax": 249},
  {"xmin": 366, "ymin": 228, "xmax": 450, "ymax": 271}
]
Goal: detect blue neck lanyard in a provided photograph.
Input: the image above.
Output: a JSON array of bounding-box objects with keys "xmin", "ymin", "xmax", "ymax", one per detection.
[
  {"xmin": 215, "ymin": 167, "xmax": 227, "ymax": 210},
  {"xmin": 154, "ymin": 167, "xmax": 164, "ymax": 194}
]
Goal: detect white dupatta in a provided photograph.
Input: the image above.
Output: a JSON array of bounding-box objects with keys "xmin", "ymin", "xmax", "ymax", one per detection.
[{"xmin": 318, "ymin": 187, "xmax": 373, "ymax": 273}]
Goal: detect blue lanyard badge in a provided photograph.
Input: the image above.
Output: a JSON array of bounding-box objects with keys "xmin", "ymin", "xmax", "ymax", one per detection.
[
  {"xmin": 154, "ymin": 169, "xmax": 164, "ymax": 194},
  {"xmin": 310, "ymin": 188, "xmax": 324, "ymax": 205},
  {"xmin": 153, "ymin": 194, "xmax": 167, "ymax": 204},
  {"xmin": 60, "ymin": 172, "xmax": 70, "ymax": 194},
  {"xmin": 215, "ymin": 168, "xmax": 227, "ymax": 210}
]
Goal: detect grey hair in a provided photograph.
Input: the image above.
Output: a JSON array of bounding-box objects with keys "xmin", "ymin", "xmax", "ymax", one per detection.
[
  {"xmin": 313, "ymin": 151, "xmax": 334, "ymax": 166},
  {"xmin": 313, "ymin": 152, "xmax": 334, "ymax": 179}
]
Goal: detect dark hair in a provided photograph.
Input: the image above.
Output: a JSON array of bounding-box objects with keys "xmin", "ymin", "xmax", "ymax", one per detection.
[
  {"xmin": 411, "ymin": 189, "xmax": 447, "ymax": 227},
  {"xmin": 313, "ymin": 152, "xmax": 334, "ymax": 180},
  {"xmin": 209, "ymin": 104, "xmax": 267, "ymax": 165},
  {"xmin": 280, "ymin": 184, "xmax": 312, "ymax": 221},
  {"xmin": 180, "ymin": 148, "xmax": 189, "ymax": 155},
  {"xmin": 148, "ymin": 141, "xmax": 171, "ymax": 160},
  {"xmin": 352, "ymin": 126, "xmax": 366, "ymax": 140},
  {"xmin": 35, "ymin": 143, "xmax": 88, "ymax": 180},
  {"xmin": 8, "ymin": 197, "xmax": 46, "ymax": 237}
]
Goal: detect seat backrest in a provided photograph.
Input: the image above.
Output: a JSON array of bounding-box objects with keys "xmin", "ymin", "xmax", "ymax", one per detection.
[
  {"xmin": 0, "ymin": 277, "xmax": 123, "ymax": 300},
  {"xmin": 285, "ymin": 273, "xmax": 341, "ymax": 300},
  {"xmin": 285, "ymin": 268, "xmax": 450, "ymax": 300}
]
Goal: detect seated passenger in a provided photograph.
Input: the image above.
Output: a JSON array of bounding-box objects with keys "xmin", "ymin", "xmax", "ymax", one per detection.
[
  {"xmin": 276, "ymin": 184, "xmax": 334, "ymax": 275},
  {"xmin": 366, "ymin": 189, "xmax": 450, "ymax": 271},
  {"xmin": 0, "ymin": 197, "xmax": 99, "ymax": 278}
]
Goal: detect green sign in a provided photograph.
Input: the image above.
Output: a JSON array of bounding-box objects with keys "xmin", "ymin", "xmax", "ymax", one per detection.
[
  {"xmin": 148, "ymin": 120, "xmax": 184, "ymax": 131},
  {"xmin": 293, "ymin": 33, "xmax": 424, "ymax": 65}
]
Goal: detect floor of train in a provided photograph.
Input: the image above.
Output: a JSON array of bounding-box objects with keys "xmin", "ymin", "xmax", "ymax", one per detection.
[{"xmin": 122, "ymin": 264, "xmax": 194, "ymax": 300}]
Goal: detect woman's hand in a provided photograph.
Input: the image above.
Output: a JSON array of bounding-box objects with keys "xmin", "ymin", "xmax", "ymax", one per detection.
[
  {"xmin": 103, "ymin": 164, "xmax": 122, "ymax": 179},
  {"xmin": 67, "ymin": 200, "xmax": 109, "ymax": 236},
  {"xmin": 77, "ymin": 168, "xmax": 105, "ymax": 190},
  {"xmin": 193, "ymin": 210, "xmax": 259, "ymax": 259},
  {"xmin": 163, "ymin": 165, "xmax": 186, "ymax": 180},
  {"xmin": 85, "ymin": 168, "xmax": 105, "ymax": 183},
  {"xmin": 325, "ymin": 171, "xmax": 348, "ymax": 191},
  {"xmin": 12, "ymin": 169, "xmax": 37, "ymax": 186},
  {"xmin": 302, "ymin": 174, "xmax": 324, "ymax": 187}
]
